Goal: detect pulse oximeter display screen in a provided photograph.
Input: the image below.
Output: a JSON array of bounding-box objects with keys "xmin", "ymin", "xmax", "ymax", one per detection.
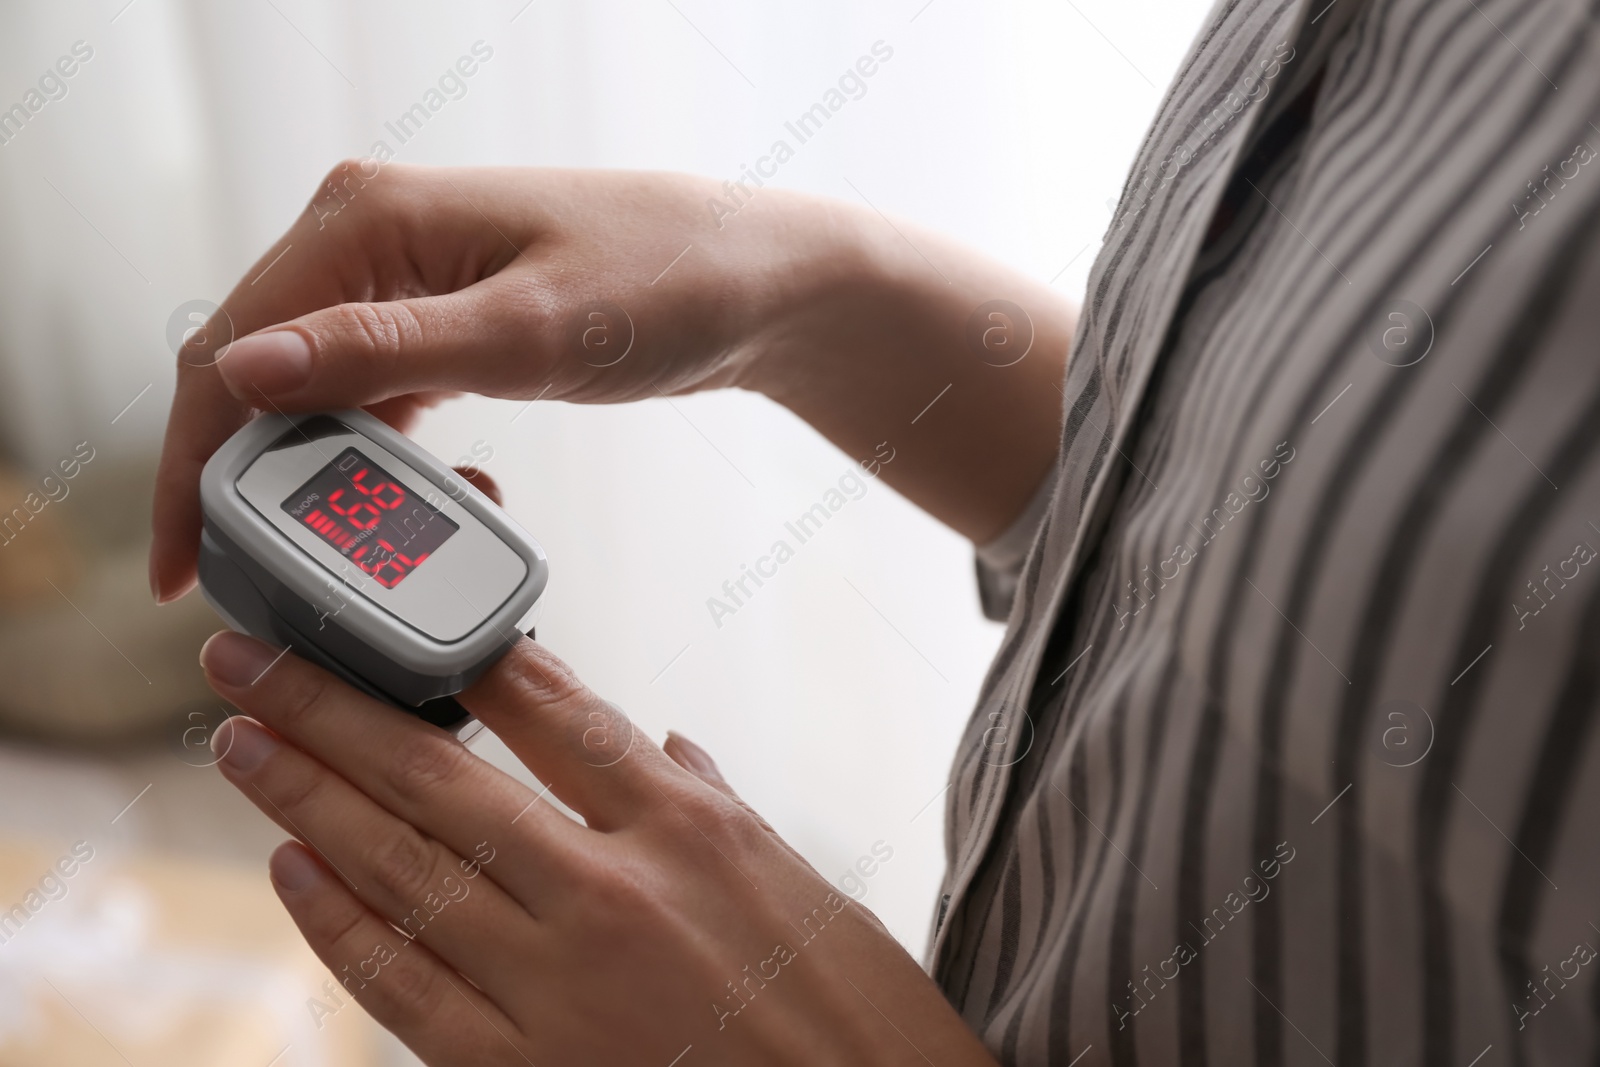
[{"xmin": 280, "ymin": 447, "xmax": 459, "ymax": 589}]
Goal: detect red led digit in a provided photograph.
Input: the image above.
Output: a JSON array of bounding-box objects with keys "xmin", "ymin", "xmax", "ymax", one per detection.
[
  {"xmin": 389, "ymin": 547, "xmax": 418, "ymax": 572},
  {"xmin": 350, "ymin": 468, "xmax": 405, "ymax": 510},
  {"xmin": 282, "ymin": 448, "xmax": 458, "ymax": 589},
  {"xmin": 361, "ymin": 538, "xmax": 405, "ymax": 587},
  {"xmin": 345, "ymin": 503, "xmax": 380, "ymax": 530},
  {"xmin": 370, "ymin": 482, "xmax": 404, "ymax": 509}
]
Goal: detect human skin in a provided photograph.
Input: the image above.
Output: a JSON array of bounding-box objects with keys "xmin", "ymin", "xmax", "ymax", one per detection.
[
  {"xmin": 197, "ymin": 630, "xmax": 1006, "ymax": 1064},
  {"xmin": 150, "ymin": 163, "xmax": 1072, "ymax": 600},
  {"xmin": 159, "ymin": 163, "xmax": 1075, "ymax": 1063}
]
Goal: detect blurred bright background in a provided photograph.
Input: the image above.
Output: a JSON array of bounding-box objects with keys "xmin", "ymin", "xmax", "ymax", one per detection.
[{"xmin": 0, "ymin": 0, "xmax": 1209, "ymax": 1062}]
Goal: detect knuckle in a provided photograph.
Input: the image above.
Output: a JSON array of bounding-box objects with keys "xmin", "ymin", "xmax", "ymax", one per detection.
[
  {"xmin": 670, "ymin": 787, "xmax": 756, "ymax": 846},
  {"xmin": 301, "ymin": 158, "xmax": 426, "ymax": 241},
  {"xmin": 317, "ymin": 899, "xmax": 370, "ymax": 955},
  {"xmin": 317, "ymin": 157, "xmax": 369, "ymax": 192},
  {"xmin": 521, "ymin": 290, "xmax": 557, "ymax": 335},
  {"xmin": 497, "ymin": 641, "xmax": 590, "ymax": 711},
  {"xmin": 729, "ymin": 795, "xmax": 777, "ymax": 836},
  {"xmin": 374, "ymin": 954, "xmax": 442, "ymax": 1020},
  {"xmin": 306, "ymin": 158, "xmax": 382, "ymax": 222},
  {"xmin": 367, "ymin": 828, "xmax": 440, "ymax": 907},
  {"xmin": 573, "ymin": 702, "xmax": 635, "ymax": 768},
  {"xmin": 387, "ymin": 737, "xmax": 470, "ymax": 806},
  {"xmin": 328, "ymin": 301, "xmax": 418, "ymax": 373},
  {"xmin": 260, "ymin": 757, "xmax": 326, "ymax": 814},
  {"xmin": 270, "ymin": 668, "xmax": 335, "ymax": 734},
  {"xmin": 510, "ymin": 283, "xmax": 558, "ymax": 340},
  {"xmin": 579, "ymin": 857, "xmax": 656, "ymax": 919}
]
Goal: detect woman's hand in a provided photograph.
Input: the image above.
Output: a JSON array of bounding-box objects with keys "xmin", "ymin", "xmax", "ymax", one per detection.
[
  {"xmin": 152, "ymin": 163, "xmax": 1072, "ymax": 604},
  {"xmin": 198, "ymin": 631, "xmax": 998, "ymax": 1065},
  {"xmin": 152, "ymin": 164, "xmax": 840, "ymax": 602}
]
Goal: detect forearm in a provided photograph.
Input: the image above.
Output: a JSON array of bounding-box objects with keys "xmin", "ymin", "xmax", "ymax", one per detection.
[{"xmin": 737, "ymin": 194, "xmax": 1072, "ymax": 543}]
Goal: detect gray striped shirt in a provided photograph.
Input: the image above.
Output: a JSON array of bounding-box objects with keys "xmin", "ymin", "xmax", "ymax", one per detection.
[{"xmin": 934, "ymin": 0, "xmax": 1600, "ymax": 1063}]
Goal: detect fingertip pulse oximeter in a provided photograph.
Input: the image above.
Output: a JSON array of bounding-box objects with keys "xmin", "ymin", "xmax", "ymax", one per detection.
[{"xmin": 198, "ymin": 410, "xmax": 548, "ymax": 734}]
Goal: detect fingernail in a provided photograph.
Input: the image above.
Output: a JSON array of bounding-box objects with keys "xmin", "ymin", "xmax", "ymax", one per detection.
[
  {"xmin": 217, "ymin": 328, "xmax": 312, "ymax": 397},
  {"xmin": 270, "ymin": 842, "xmax": 322, "ymax": 892},
  {"xmin": 212, "ymin": 715, "xmax": 275, "ymax": 773},
  {"xmin": 200, "ymin": 631, "xmax": 281, "ymax": 687},
  {"xmin": 667, "ymin": 731, "xmax": 724, "ymax": 781}
]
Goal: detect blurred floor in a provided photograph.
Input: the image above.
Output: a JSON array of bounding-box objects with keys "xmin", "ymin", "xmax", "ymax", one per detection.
[{"xmin": 0, "ymin": 737, "xmax": 414, "ymax": 1066}]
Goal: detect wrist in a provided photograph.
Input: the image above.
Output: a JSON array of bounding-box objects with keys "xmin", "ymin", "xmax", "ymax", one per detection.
[
  {"xmin": 728, "ymin": 189, "xmax": 1072, "ymax": 542},
  {"xmin": 712, "ymin": 188, "xmax": 898, "ymax": 401}
]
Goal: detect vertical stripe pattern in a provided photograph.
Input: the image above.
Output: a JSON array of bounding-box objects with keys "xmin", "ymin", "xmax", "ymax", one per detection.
[{"xmin": 933, "ymin": 0, "xmax": 1600, "ymax": 1063}]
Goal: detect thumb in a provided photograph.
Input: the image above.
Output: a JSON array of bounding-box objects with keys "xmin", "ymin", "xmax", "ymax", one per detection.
[{"xmin": 215, "ymin": 288, "xmax": 531, "ymax": 407}]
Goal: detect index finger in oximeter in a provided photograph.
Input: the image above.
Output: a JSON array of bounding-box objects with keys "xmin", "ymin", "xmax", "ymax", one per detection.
[{"xmin": 198, "ymin": 410, "xmax": 548, "ymax": 734}]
